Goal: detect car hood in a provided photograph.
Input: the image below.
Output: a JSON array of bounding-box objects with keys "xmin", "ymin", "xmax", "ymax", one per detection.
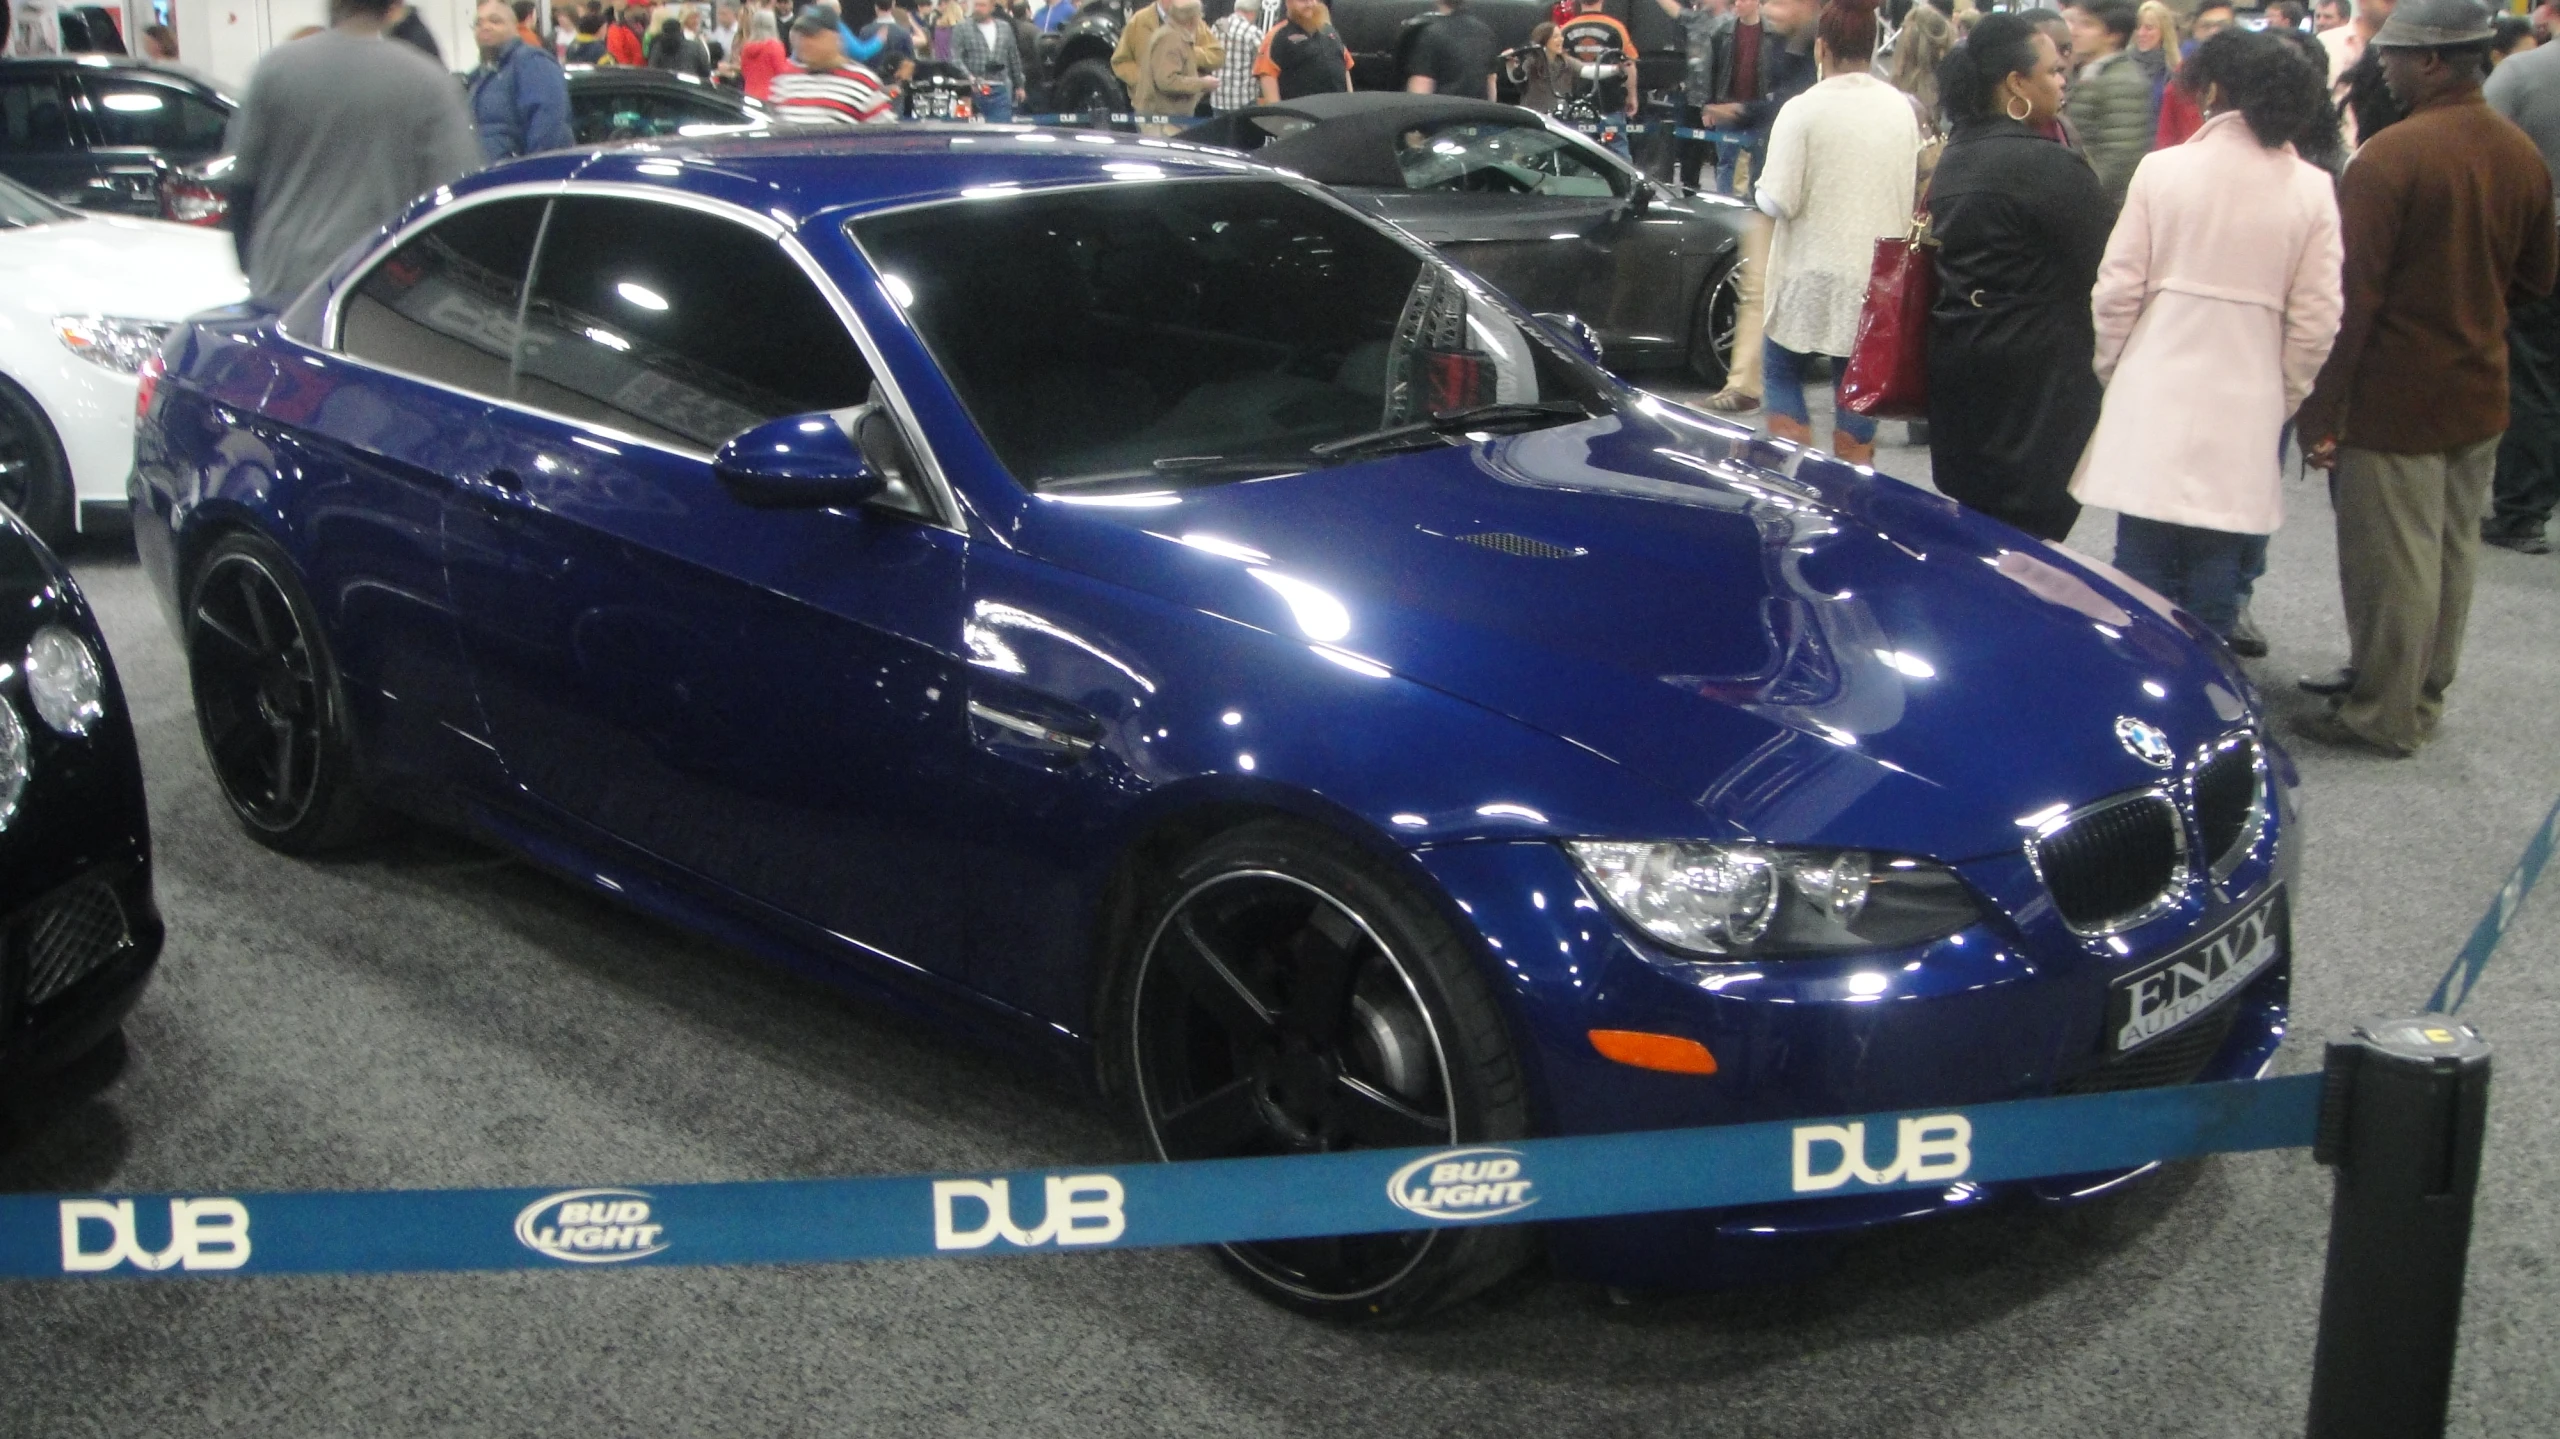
[
  {"xmin": 1011, "ymin": 410, "xmax": 2259, "ymax": 861},
  {"xmin": 0, "ymin": 213, "xmax": 247, "ymax": 320}
]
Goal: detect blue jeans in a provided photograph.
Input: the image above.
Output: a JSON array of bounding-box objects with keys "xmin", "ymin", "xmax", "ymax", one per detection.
[
  {"xmin": 1714, "ymin": 133, "xmax": 1766, "ymax": 197},
  {"xmin": 1762, "ymin": 339, "xmax": 1876, "ymax": 445},
  {"xmin": 2112, "ymin": 515, "xmax": 2257, "ymax": 636},
  {"xmin": 977, "ymin": 84, "xmax": 1013, "ymax": 123}
]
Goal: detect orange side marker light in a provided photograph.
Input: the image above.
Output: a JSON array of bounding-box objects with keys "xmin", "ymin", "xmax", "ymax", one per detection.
[{"xmin": 1587, "ymin": 1029, "xmax": 1718, "ymax": 1075}]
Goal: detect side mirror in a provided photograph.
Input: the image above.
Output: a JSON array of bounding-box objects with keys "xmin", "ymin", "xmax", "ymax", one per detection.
[
  {"xmin": 1625, "ymin": 181, "xmax": 1654, "ymax": 218},
  {"xmin": 714, "ymin": 411, "xmax": 889, "ymax": 510},
  {"xmin": 1533, "ymin": 312, "xmax": 1605, "ymax": 367}
]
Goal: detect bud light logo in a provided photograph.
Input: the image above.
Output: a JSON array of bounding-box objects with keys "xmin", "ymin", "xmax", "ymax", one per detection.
[
  {"xmin": 59, "ymin": 1198, "xmax": 252, "ymax": 1273},
  {"xmin": 1790, "ymin": 1115, "xmax": 1973, "ymax": 1192},
  {"xmin": 514, "ymin": 1188, "xmax": 669, "ymax": 1264},
  {"xmin": 1386, "ymin": 1147, "xmax": 1538, "ymax": 1221}
]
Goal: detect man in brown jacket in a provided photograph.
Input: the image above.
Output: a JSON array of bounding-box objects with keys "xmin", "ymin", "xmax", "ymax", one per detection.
[{"xmin": 2295, "ymin": 0, "xmax": 2558, "ymax": 757}]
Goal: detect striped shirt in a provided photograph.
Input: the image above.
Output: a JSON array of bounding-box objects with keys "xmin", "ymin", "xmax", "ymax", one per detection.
[
  {"xmin": 768, "ymin": 62, "xmax": 895, "ymax": 125},
  {"xmin": 1211, "ymin": 11, "xmax": 1263, "ymax": 112}
]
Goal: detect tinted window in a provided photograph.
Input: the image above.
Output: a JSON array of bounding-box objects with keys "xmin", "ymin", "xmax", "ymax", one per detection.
[
  {"xmin": 569, "ymin": 87, "xmax": 753, "ymax": 144},
  {"xmin": 0, "ymin": 77, "xmax": 73, "ymax": 151},
  {"xmin": 513, "ymin": 196, "xmax": 870, "ymax": 449},
  {"xmin": 1396, "ymin": 121, "xmax": 1626, "ymax": 199},
  {"xmin": 340, "ymin": 198, "xmax": 546, "ymax": 399},
  {"xmin": 86, "ymin": 78, "xmax": 228, "ymax": 151},
  {"xmin": 0, "ymin": 171, "xmax": 74, "ymax": 225},
  {"xmin": 851, "ymin": 179, "xmax": 1594, "ymax": 490}
]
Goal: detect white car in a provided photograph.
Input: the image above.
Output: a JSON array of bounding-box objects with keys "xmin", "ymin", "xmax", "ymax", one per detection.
[{"xmin": 0, "ymin": 170, "xmax": 246, "ymax": 546}]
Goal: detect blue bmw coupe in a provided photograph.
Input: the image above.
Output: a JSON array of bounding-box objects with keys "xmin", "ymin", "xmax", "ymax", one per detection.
[{"xmin": 130, "ymin": 130, "xmax": 2292, "ymax": 1319}]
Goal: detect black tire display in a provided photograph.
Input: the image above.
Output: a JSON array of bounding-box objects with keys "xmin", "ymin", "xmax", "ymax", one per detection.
[
  {"xmin": 184, "ymin": 531, "xmax": 377, "ymax": 854},
  {"xmin": 0, "ymin": 377, "xmax": 74, "ymax": 549},
  {"xmin": 1051, "ymin": 58, "xmax": 1125, "ymax": 113},
  {"xmin": 1118, "ymin": 819, "xmax": 1533, "ymax": 1322},
  {"xmin": 1683, "ymin": 255, "xmax": 1743, "ymax": 390}
]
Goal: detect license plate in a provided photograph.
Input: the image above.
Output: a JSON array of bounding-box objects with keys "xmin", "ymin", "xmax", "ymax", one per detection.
[{"xmin": 2107, "ymin": 888, "xmax": 2286, "ymax": 1054}]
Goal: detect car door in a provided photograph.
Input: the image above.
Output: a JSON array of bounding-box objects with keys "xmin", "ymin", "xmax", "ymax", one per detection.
[
  {"xmin": 0, "ymin": 69, "xmax": 96, "ymax": 207},
  {"xmin": 285, "ymin": 193, "xmax": 547, "ymax": 797},
  {"xmin": 1349, "ymin": 119, "xmax": 1655, "ymax": 351},
  {"xmin": 68, "ymin": 70, "xmax": 229, "ymax": 215},
  {"xmin": 443, "ymin": 191, "xmax": 973, "ymax": 977}
]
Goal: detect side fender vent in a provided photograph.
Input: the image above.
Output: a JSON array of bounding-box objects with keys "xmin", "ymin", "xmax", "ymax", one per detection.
[{"xmin": 1455, "ymin": 531, "xmax": 1587, "ymax": 559}]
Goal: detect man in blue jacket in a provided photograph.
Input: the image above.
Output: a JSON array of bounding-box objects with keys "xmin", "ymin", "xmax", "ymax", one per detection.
[{"xmin": 469, "ymin": 0, "xmax": 575, "ymax": 162}]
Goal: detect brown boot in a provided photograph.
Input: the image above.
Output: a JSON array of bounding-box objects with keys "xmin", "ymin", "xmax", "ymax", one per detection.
[
  {"xmin": 1767, "ymin": 413, "xmax": 1814, "ymax": 447},
  {"xmin": 1832, "ymin": 431, "xmax": 1876, "ymax": 467}
]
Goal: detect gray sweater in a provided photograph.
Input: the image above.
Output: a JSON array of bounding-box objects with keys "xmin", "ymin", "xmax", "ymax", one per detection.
[
  {"xmin": 2487, "ymin": 40, "xmax": 2560, "ymax": 195},
  {"xmin": 228, "ymin": 28, "xmax": 481, "ymax": 306}
]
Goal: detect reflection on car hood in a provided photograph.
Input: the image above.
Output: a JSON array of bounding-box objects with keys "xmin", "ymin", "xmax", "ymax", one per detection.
[
  {"xmin": 1015, "ymin": 409, "xmax": 2257, "ymax": 861},
  {"xmin": 0, "ymin": 213, "xmax": 246, "ymax": 319}
]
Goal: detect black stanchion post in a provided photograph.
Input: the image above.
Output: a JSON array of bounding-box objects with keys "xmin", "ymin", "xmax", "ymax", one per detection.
[{"xmin": 2304, "ymin": 1015, "xmax": 2492, "ymax": 1439}]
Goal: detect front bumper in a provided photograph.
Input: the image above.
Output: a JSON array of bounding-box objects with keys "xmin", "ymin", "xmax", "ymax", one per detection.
[
  {"xmin": 1412, "ymin": 771, "xmax": 2297, "ymax": 1289},
  {"xmin": 0, "ymin": 861, "xmax": 163, "ymax": 1080}
]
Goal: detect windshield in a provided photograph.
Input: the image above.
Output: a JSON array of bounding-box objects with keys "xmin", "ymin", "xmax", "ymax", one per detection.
[
  {"xmin": 0, "ymin": 172, "xmax": 75, "ymax": 229},
  {"xmin": 1396, "ymin": 121, "xmax": 1629, "ymax": 200},
  {"xmin": 848, "ymin": 178, "xmax": 1604, "ymax": 492}
]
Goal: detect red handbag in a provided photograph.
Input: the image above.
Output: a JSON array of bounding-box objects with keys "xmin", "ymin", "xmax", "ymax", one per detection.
[{"xmin": 1838, "ymin": 213, "xmax": 1939, "ymax": 420}]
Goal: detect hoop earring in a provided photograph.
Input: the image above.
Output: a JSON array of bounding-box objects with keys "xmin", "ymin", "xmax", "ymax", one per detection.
[{"xmin": 2005, "ymin": 93, "xmax": 2032, "ymax": 122}]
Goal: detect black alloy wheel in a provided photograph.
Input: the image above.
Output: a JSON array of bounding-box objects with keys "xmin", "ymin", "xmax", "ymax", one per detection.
[
  {"xmin": 1123, "ymin": 822, "xmax": 1532, "ymax": 1322},
  {"xmin": 185, "ymin": 533, "xmax": 375, "ymax": 853},
  {"xmin": 0, "ymin": 378, "xmax": 73, "ymax": 548},
  {"xmin": 1684, "ymin": 255, "xmax": 1744, "ymax": 390}
]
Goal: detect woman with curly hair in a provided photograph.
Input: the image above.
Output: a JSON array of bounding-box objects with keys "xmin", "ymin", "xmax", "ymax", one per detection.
[{"xmin": 2069, "ymin": 28, "xmax": 2344, "ymax": 642}]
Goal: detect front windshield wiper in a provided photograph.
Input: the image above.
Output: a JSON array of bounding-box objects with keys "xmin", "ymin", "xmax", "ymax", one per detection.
[
  {"xmin": 1040, "ymin": 452, "xmax": 1315, "ymax": 493},
  {"xmin": 1307, "ymin": 401, "xmax": 1596, "ymax": 461}
]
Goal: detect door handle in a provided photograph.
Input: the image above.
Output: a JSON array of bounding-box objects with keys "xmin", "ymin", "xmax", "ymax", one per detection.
[
  {"xmin": 475, "ymin": 467, "xmax": 528, "ymax": 499},
  {"xmin": 968, "ymin": 700, "xmax": 1098, "ymax": 758}
]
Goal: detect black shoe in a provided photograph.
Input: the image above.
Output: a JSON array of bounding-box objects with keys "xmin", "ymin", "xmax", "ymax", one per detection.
[
  {"xmin": 2296, "ymin": 667, "xmax": 2355, "ymax": 697},
  {"xmin": 2482, "ymin": 530, "xmax": 2552, "ymax": 555},
  {"xmin": 2287, "ymin": 709, "xmax": 2414, "ymax": 759},
  {"xmin": 2226, "ymin": 605, "xmax": 2269, "ymax": 658}
]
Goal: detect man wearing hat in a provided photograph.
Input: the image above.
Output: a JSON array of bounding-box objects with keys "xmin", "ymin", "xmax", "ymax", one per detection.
[
  {"xmin": 770, "ymin": 4, "xmax": 897, "ymax": 122},
  {"xmin": 2295, "ymin": 0, "xmax": 2558, "ymax": 756}
]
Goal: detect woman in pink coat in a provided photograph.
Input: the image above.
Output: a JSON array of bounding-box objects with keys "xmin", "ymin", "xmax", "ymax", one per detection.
[{"xmin": 2069, "ymin": 30, "xmax": 2343, "ymax": 642}]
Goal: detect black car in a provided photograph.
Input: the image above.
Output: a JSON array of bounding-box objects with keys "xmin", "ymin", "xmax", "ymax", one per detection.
[
  {"xmin": 0, "ymin": 508, "xmax": 160, "ymax": 1082},
  {"xmin": 158, "ymin": 66, "xmax": 771, "ymax": 229},
  {"xmin": 1190, "ymin": 91, "xmax": 1745, "ymax": 385},
  {"xmin": 0, "ymin": 56, "xmax": 231, "ymax": 216}
]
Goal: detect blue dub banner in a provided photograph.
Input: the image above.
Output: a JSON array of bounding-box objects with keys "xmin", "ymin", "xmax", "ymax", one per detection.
[{"xmin": 0, "ymin": 1074, "xmax": 2320, "ymax": 1282}]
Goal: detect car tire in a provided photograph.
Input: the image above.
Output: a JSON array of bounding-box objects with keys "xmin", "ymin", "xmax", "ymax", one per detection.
[
  {"xmin": 1115, "ymin": 818, "xmax": 1535, "ymax": 1323},
  {"xmin": 0, "ymin": 376, "xmax": 75, "ymax": 550},
  {"xmin": 1052, "ymin": 57, "xmax": 1124, "ymax": 113},
  {"xmin": 1683, "ymin": 254, "xmax": 1743, "ymax": 390},
  {"xmin": 184, "ymin": 531, "xmax": 380, "ymax": 854}
]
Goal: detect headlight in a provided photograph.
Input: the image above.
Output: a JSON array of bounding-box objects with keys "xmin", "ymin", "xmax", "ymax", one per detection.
[
  {"xmin": 1566, "ymin": 841, "xmax": 1981, "ymax": 958},
  {"xmin": 54, "ymin": 315, "xmax": 177, "ymax": 376},
  {"xmin": 27, "ymin": 626, "xmax": 107, "ymax": 736},
  {"xmin": 0, "ymin": 698, "xmax": 25, "ymax": 828}
]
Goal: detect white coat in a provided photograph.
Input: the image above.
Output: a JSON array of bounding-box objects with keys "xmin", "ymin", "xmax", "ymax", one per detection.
[
  {"xmin": 2069, "ymin": 111, "xmax": 2344, "ymax": 535},
  {"xmin": 1756, "ymin": 71, "xmax": 1920, "ymax": 358}
]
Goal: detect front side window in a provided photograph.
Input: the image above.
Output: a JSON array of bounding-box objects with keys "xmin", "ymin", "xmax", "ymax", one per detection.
[
  {"xmin": 85, "ymin": 79, "xmax": 229, "ymax": 151},
  {"xmin": 339, "ymin": 197, "xmax": 546, "ymax": 399},
  {"xmin": 511, "ymin": 196, "xmax": 872, "ymax": 449},
  {"xmin": 0, "ymin": 77, "xmax": 73, "ymax": 151},
  {"xmin": 1395, "ymin": 121, "xmax": 1627, "ymax": 200},
  {"xmin": 851, "ymin": 178, "xmax": 1600, "ymax": 492}
]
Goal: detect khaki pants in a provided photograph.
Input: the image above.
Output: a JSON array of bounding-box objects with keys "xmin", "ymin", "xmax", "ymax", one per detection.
[
  {"xmin": 1724, "ymin": 207, "xmax": 1772, "ymax": 399},
  {"xmin": 2332, "ymin": 437, "xmax": 2501, "ymax": 752}
]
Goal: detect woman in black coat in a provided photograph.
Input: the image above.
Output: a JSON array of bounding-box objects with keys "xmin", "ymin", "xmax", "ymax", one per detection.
[{"xmin": 1925, "ymin": 15, "xmax": 2113, "ymax": 542}]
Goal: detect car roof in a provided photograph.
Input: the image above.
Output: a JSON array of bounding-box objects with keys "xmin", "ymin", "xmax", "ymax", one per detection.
[
  {"xmin": 455, "ymin": 126, "xmax": 1279, "ymax": 226},
  {"xmin": 0, "ymin": 53, "xmax": 222, "ymax": 89}
]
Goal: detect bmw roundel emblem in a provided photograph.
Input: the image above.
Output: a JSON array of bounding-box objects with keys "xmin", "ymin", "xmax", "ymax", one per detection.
[{"xmin": 2114, "ymin": 717, "xmax": 2176, "ymax": 769}]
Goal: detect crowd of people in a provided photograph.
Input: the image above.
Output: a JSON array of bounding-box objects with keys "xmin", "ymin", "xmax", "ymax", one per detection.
[{"xmin": 1671, "ymin": 0, "xmax": 2555, "ymax": 759}]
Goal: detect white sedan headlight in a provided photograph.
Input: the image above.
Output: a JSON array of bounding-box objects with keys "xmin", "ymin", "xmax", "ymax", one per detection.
[
  {"xmin": 0, "ymin": 697, "xmax": 26, "ymax": 827},
  {"xmin": 27, "ymin": 626, "xmax": 107, "ymax": 736},
  {"xmin": 54, "ymin": 315, "xmax": 177, "ymax": 376},
  {"xmin": 1566, "ymin": 841, "xmax": 1982, "ymax": 958}
]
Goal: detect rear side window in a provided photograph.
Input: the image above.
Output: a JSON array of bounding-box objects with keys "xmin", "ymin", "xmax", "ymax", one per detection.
[
  {"xmin": 569, "ymin": 88, "xmax": 751, "ymax": 144},
  {"xmin": 510, "ymin": 196, "xmax": 870, "ymax": 450},
  {"xmin": 0, "ymin": 77, "xmax": 74, "ymax": 151},
  {"xmin": 339, "ymin": 197, "xmax": 547, "ymax": 400},
  {"xmin": 84, "ymin": 78, "xmax": 229, "ymax": 152}
]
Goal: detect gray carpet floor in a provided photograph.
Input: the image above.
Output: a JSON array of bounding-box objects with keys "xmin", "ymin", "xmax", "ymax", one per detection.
[{"xmin": 3, "ymin": 385, "xmax": 2553, "ymax": 1437}]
